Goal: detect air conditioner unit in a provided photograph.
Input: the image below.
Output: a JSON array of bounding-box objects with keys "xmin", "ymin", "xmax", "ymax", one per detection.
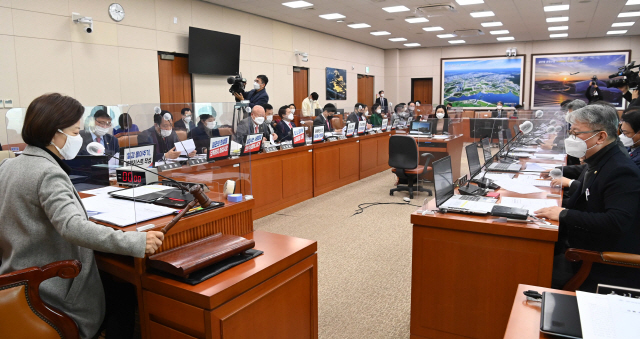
[
  {"xmin": 454, "ymin": 29, "xmax": 484, "ymax": 37},
  {"xmin": 416, "ymin": 2, "xmax": 457, "ymax": 17}
]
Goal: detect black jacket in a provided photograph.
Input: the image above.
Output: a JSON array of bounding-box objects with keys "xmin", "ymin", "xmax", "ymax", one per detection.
[
  {"xmin": 192, "ymin": 125, "xmax": 221, "ymax": 154},
  {"xmin": 585, "ymin": 85, "xmax": 604, "ymax": 103},
  {"xmin": 313, "ymin": 114, "xmax": 333, "ymax": 133},
  {"xmin": 491, "ymin": 109, "xmax": 506, "ymax": 118},
  {"xmin": 375, "ymin": 97, "xmax": 389, "ymax": 112},
  {"xmin": 174, "ymin": 119, "xmax": 196, "ymax": 138},
  {"xmin": 276, "ymin": 120, "xmax": 296, "ymax": 142},
  {"xmin": 347, "ymin": 112, "xmax": 367, "ymax": 124},
  {"xmin": 137, "ymin": 126, "xmax": 179, "ymax": 162}
]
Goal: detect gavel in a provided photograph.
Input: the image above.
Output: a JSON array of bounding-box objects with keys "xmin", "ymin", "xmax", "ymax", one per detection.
[{"xmin": 161, "ymin": 185, "xmax": 212, "ymax": 234}]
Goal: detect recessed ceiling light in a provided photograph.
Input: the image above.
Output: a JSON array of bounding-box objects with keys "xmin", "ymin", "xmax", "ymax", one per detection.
[
  {"xmin": 544, "ymin": 4, "xmax": 570, "ymax": 12},
  {"xmin": 481, "ymin": 21, "xmax": 503, "ymax": 27},
  {"xmin": 389, "ymin": 37, "xmax": 407, "ymax": 42},
  {"xmin": 382, "ymin": 5, "xmax": 410, "ymax": 13},
  {"xmin": 437, "ymin": 34, "xmax": 457, "ymax": 38},
  {"xmin": 626, "ymin": 0, "xmax": 640, "ymax": 5},
  {"xmin": 370, "ymin": 31, "xmax": 391, "ymax": 36},
  {"xmin": 612, "ymin": 22, "xmax": 635, "ymax": 27},
  {"xmin": 405, "ymin": 17, "xmax": 429, "ymax": 23},
  {"xmin": 423, "ymin": 26, "xmax": 444, "ymax": 31},
  {"xmin": 490, "ymin": 30, "xmax": 509, "ymax": 35},
  {"xmin": 470, "ymin": 11, "xmax": 495, "ymax": 18},
  {"xmin": 449, "ymin": 40, "xmax": 466, "ymax": 44},
  {"xmin": 550, "ymin": 33, "xmax": 568, "ymax": 38},
  {"xmin": 336, "ymin": 20, "xmax": 344, "ymax": 23},
  {"xmin": 548, "ymin": 26, "xmax": 569, "ymax": 31},
  {"xmin": 456, "ymin": 0, "xmax": 484, "ymax": 5},
  {"xmin": 546, "ymin": 16, "xmax": 569, "ymax": 22},
  {"xmin": 497, "ymin": 36, "xmax": 515, "ymax": 41},
  {"xmin": 607, "ymin": 30, "xmax": 628, "ymax": 34},
  {"xmin": 404, "ymin": 43, "xmax": 421, "ymax": 47},
  {"xmin": 348, "ymin": 23, "xmax": 371, "ymax": 28},
  {"xmin": 619, "ymin": 11, "xmax": 640, "ymax": 17},
  {"xmin": 282, "ymin": 1, "xmax": 313, "ymax": 8},
  {"xmin": 319, "ymin": 13, "xmax": 345, "ymax": 20}
]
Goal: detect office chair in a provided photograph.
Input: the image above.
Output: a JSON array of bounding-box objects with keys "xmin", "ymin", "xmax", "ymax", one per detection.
[
  {"xmin": 331, "ymin": 117, "xmax": 345, "ymax": 130},
  {"xmin": 562, "ymin": 249, "xmax": 640, "ymax": 292},
  {"xmin": 117, "ymin": 135, "xmax": 139, "ymax": 147},
  {"xmin": 176, "ymin": 130, "xmax": 188, "ymax": 141},
  {"xmin": 300, "ymin": 121, "xmax": 314, "ymax": 138},
  {"xmin": 388, "ymin": 135, "xmax": 434, "ymax": 199},
  {"xmin": 0, "ymin": 260, "xmax": 82, "ymax": 339}
]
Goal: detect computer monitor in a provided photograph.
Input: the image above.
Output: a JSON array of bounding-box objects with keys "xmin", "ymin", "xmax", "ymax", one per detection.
[
  {"xmin": 465, "ymin": 143, "xmax": 482, "ymax": 178},
  {"xmin": 481, "ymin": 137, "xmax": 492, "ymax": 164},
  {"xmin": 207, "ymin": 136, "xmax": 231, "ymax": 161},
  {"xmin": 410, "ymin": 121, "xmax": 431, "ymax": 133},
  {"xmin": 498, "ymin": 129, "xmax": 505, "ymax": 156},
  {"xmin": 433, "ymin": 156, "xmax": 454, "ymax": 208}
]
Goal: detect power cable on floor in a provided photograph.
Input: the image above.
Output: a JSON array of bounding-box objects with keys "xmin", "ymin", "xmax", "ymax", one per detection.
[{"xmin": 351, "ymin": 201, "xmax": 422, "ymax": 216}]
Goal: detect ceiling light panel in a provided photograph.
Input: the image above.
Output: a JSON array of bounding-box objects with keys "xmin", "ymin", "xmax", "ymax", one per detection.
[
  {"xmin": 423, "ymin": 26, "xmax": 444, "ymax": 31},
  {"xmin": 544, "ymin": 4, "xmax": 570, "ymax": 12},
  {"xmin": 546, "ymin": 16, "xmax": 569, "ymax": 22},
  {"xmin": 382, "ymin": 6, "xmax": 410, "ymax": 13},
  {"xmin": 626, "ymin": 0, "xmax": 640, "ymax": 5},
  {"xmin": 370, "ymin": 31, "xmax": 391, "ymax": 35},
  {"xmin": 490, "ymin": 30, "xmax": 509, "ymax": 35},
  {"xmin": 470, "ymin": 11, "xmax": 495, "ymax": 17},
  {"xmin": 449, "ymin": 40, "xmax": 466, "ymax": 44},
  {"xmin": 347, "ymin": 23, "xmax": 371, "ymax": 28},
  {"xmin": 389, "ymin": 37, "xmax": 407, "ymax": 41},
  {"xmin": 319, "ymin": 13, "xmax": 345, "ymax": 20},
  {"xmin": 456, "ymin": 0, "xmax": 484, "ymax": 5},
  {"xmin": 497, "ymin": 36, "xmax": 514, "ymax": 41},
  {"xmin": 607, "ymin": 30, "xmax": 628, "ymax": 34},
  {"xmin": 619, "ymin": 11, "xmax": 640, "ymax": 17},
  {"xmin": 282, "ymin": 1, "xmax": 313, "ymax": 8},
  {"xmin": 404, "ymin": 43, "xmax": 421, "ymax": 47},
  {"xmin": 548, "ymin": 26, "xmax": 569, "ymax": 31},
  {"xmin": 405, "ymin": 17, "xmax": 429, "ymax": 23},
  {"xmin": 437, "ymin": 34, "xmax": 457, "ymax": 38},
  {"xmin": 612, "ymin": 22, "xmax": 635, "ymax": 26},
  {"xmin": 481, "ymin": 21, "xmax": 503, "ymax": 27},
  {"xmin": 550, "ymin": 33, "xmax": 568, "ymax": 38}
]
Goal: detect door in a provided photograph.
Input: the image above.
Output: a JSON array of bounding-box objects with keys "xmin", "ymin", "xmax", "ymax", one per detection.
[
  {"xmin": 357, "ymin": 75, "xmax": 374, "ymax": 109},
  {"xmin": 158, "ymin": 53, "xmax": 193, "ymax": 122},
  {"xmin": 412, "ymin": 78, "xmax": 433, "ymax": 105},
  {"xmin": 293, "ymin": 67, "xmax": 309, "ymax": 125}
]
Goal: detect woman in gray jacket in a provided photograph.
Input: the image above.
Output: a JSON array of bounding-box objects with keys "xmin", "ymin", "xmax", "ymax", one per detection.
[{"xmin": 0, "ymin": 93, "xmax": 165, "ymax": 339}]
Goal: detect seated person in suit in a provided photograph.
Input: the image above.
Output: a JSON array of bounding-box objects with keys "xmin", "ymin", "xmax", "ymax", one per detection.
[
  {"xmin": 491, "ymin": 101, "xmax": 505, "ymax": 118},
  {"xmin": 113, "ymin": 113, "xmax": 139, "ymax": 136},
  {"xmin": 174, "ymin": 108, "xmax": 196, "ymax": 138},
  {"xmin": 138, "ymin": 110, "xmax": 196, "ymax": 162},
  {"xmin": 428, "ymin": 104, "xmax": 450, "ymax": 135},
  {"xmin": 620, "ymin": 107, "xmax": 640, "ymax": 170},
  {"xmin": 79, "ymin": 109, "xmax": 119, "ymax": 155},
  {"xmin": 369, "ymin": 103, "xmax": 384, "ymax": 127},
  {"xmin": 289, "ymin": 103, "xmax": 297, "ymax": 117},
  {"xmin": 234, "ymin": 105, "xmax": 275, "ymax": 144},
  {"xmin": 313, "ymin": 103, "xmax": 336, "ymax": 133},
  {"xmin": 406, "ymin": 101, "xmax": 417, "ymax": 120},
  {"xmin": 391, "ymin": 103, "xmax": 408, "ymax": 126},
  {"xmin": 535, "ymin": 104, "xmax": 640, "ymax": 291},
  {"xmin": 262, "ymin": 103, "xmax": 278, "ymax": 138},
  {"xmin": 347, "ymin": 103, "xmax": 371, "ymax": 129},
  {"xmin": 446, "ymin": 102, "xmax": 452, "ymax": 109},
  {"xmin": 277, "ymin": 105, "xmax": 296, "ymax": 142},
  {"xmin": 192, "ymin": 114, "xmax": 221, "ymax": 154}
]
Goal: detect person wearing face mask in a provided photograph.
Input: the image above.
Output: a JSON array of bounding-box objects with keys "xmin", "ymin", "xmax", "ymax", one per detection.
[
  {"xmin": 138, "ymin": 110, "xmax": 196, "ymax": 162},
  {"xmin": 276, "ymin": 105, "xmax": 297, "ymax": 141},
  {"xmin": 375, "ymin": 90, "xmax": 388, "ymax": 113},
  {"xmin": 347, "ymin": 103, "xmax": 373, "ymax": 129},
  {"xmin": 302, "ymin": 92, "xmax": 320, "ymax": 117},
  {"xmin": 174, "ymin": 108, "xmax": 196, "ymax": 138},
  {"xmin": 313, "ymin": 103, "xmax": 337, "ymax": 133},
  {"xmin": 391, "ymin": 103, "xmax": 409, "ymax": 127},
  {"xmin": 192, "ymin": 113, "xmax": 221, "ymax": 153},
  {"xmin": 0, "ymin": 93, "xmax": 164, "ymax": 339},
  {"xmin": 491, "ymin": 101, "xmax": 505, "ymax": 118},
  {"xmin": 79, "ymin": 108, "xmax": 119, "ymax": 156},
  {"xmin": 585, "ymin": 80, "xmax": 604, "ymax": 104},
  {"xmin": 428, "ymin": 104, "xmax": 450, "ymax": 135},
  {"xmin": 113, "ymin": 113, "xmax": 139, "ymax": 136},
  {"xmin": 261, "ymin": 103, "xmax": 279, "ymax": 142},
  {"xmin": 235, "ymin": 105, "xmax": 273, "ymax": 144},
  {"xmin": 534, "ymin": 104, "xmax": 640, "ymax": 291},
  {"xmin": 620, "ymin": 107, "xmax": 640, "ymax": 169},
  {"xmin": 233, "ymin": 75, "xmax": 269, "ymax": 108},
  {"xmin": 369, "ymin": 103, "xmax": 384, "ymax": 127},
  {"xmin": 407, "ymin": 101, "xmax": 417, "ymax": 119}
]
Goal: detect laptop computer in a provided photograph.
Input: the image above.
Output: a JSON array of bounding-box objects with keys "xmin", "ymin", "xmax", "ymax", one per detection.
[
  {"xmin": 482, "ymin": 138, "xmax": 522, "ymax": 172},
  {"xmin": 409, "ymin": 121, "xmax": 431, "ymax": 135},
  {"xmin": 433, "ymin": 156, "xmax": 497, "ymax": 214},
  {"xmin": 466, "ymin": 143, "xmax": 482, "ymax": 180}
]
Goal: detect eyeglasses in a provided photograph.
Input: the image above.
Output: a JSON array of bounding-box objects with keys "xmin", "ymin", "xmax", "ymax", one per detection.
[
  {"xmin": 95, "ymin": 120, "xmax": 112, "ymax": 127},
  {"xmin": 567, "ymin": 129, "xmax": 601, "ymax": 138}
]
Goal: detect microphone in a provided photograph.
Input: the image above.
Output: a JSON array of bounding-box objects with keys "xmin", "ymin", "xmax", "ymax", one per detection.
[
  {"xmin": 546, "ymin": 126, "xmax": 555, "ymax": 133},
  {"xmin": 549, "ymin": 120, "xmax": 557, "ymax": 126},
  {"xmin": 550, "ymin": 168, "xmax": 562, "ymax": 180},
  {"xmin": 554, "ymin": 125, "xmax": 563, "ymax": 133},
  {"xmin": 520, "ymin": 121, "xmax": 534, "ymax": 134},
  {"xmin": 535, "ymin": 110, "xmax": 544, "ymax": 118}
]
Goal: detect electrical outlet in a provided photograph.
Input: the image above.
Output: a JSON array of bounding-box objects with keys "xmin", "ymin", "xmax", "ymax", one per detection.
[
  {"xmin": 174, "ymin": 17, "xmax": 178, "ymax": 24},
  {"xmin": 4, "ymin": 99, "xmax": 13, "ymax": 108}
]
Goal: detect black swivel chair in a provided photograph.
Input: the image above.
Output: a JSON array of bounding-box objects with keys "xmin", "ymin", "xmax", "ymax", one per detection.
[{"xmin": 389, "ymin": 135, "xmax": 434, "ymax": 199}]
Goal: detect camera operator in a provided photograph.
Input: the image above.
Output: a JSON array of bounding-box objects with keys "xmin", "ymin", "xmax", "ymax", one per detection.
[
  {"xmin": 233, "ymin": 75, "xmax": 269, "ymax": 108},
  {"xmin": 607, "ymin": 61, "xmax": 640, "ymax": 107},
  {"xmin": 585, "ymin": 79, "xmax": 603, "ymax": 103},
  {"xmin": 617, "ymin": 84, "xmax": 640, "ymax": 107}
]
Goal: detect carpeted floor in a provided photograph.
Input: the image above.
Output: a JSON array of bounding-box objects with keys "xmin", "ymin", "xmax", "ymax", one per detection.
[{"xmin": 253, "ymin": 169, "xmax": 437, "ymax": 339}]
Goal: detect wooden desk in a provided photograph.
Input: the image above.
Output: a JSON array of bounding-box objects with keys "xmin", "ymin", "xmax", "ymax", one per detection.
[
  {"xmin": 141, "ymin": 230, "xmax": 318, "ymax": 339},
  {"xmin": 504, "ymin": 284, "xmax": 575, "ymax": 339},
  {"xmin": 410, "ymin": 164, "xmax": 563, "ymax": 339}
]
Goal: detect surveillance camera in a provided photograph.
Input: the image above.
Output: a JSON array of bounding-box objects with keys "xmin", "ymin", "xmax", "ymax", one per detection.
[
  {"xmin": 85, "ymin": 26, "xmax": 93, "ymax": 33},
  {"xmin": 302, "ymin": 56, "xmax": 308, "ymax": 62},
  {"xmin": 72, "ymin": 13, "xmax": 94, "ymax": 34}
]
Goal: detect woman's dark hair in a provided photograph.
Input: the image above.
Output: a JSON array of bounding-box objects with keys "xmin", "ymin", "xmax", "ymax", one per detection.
[
  {"xmin": 434, "ymin": 104, "xmax": 449, "ymax": 118},
  {"xmin": 289, "ymin": 103, "xmax": 296, "ymax": 109},
  {"xmin": 119, "ymin": 113, "xmax": 132, "ymax": 128},
  {"xmin": 22, "ymin": 93, "xmax": 84, "ymax": 148},
  {"xmin": 154, "ymin": 110, "xmax": 173, "ymax": 125},
  {"xmin": 278, "ymin": 105, "xmax": 289, "ymax": 118},
  {"xmin": 372, "ymin": 103, "xmax": 381, "ymax": 113},
  {"xmin": 311, "ymin": 92, "xmax": 319, "ymax": 100},
  {"xmin": 198, "ymin": 114, "xmax": 212, "ymax": 128},
  {"xmin": 394, "ymin": 104, "xmax": 404, "ymax": 113},
  {"xmin": 622, "ymin": 107, "xmax": 640, "ymax": 133}
]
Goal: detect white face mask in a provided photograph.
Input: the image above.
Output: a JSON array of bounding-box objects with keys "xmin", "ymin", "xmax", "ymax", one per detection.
[
  {"xmin": 380, "ymin": 93, "xmax": 384, "ymax": 97},
  {"xmin": 206, "ymin": 121, "xmax": 216, "ymax": 129},
  {"xmin": 620, "ymin": 132, "xmax": 639, "ymax": 147},
  {"xmin": 409, "ymin": 106, "xmax": 415, "ymax": 111},
  {"xmin": 290, "ymin": 108, "xmax": 295, "ymax": 114},
  {"xmin": 254, "ymin": 116, "xmax": 265, "ymax": 125},
  {"xmin": 436, "ymin": 113, "xmax": 445, "ymax": 119},
  {"xmin": 51, "ymin": 129, "xmax": 83, "ymax": 160},
  {"xmin": 376, "ymin": 109, "xmax": 382, "ymax": 114},
  {"xmin": 93, "ymin": 125, "xmax": 109, "ymax": 137},
  {"xmin": 365, "ymin": 111, "xmax": 370, "ymax": 116},
  {"xmin": 497, "ymin": 105, "xmax": 503, "ymax": 110},
  {"xmin": 416, "ymin": 103, "xmax": 421, "ymax": 107},
  {"xmin": 287, "ymin": 113, "xmax": 294, "ymax": 120},
  {"xmin": 253, "ymin": 82, "xmax": 260, "ymax": 90},
  {"xmin": 266, "ymin": 115, "xmax": 273, "ymax": 122},
  {"xmin": 160, "ymin": 129, "xmax": 172, "ymax": 138},
  {"xmin": 564, "ymin": 132, "xmax": 600, "ymax": 158},
  {"xmin": 184, "ymin": 116, "xmax": 192, "ymax": 123}
]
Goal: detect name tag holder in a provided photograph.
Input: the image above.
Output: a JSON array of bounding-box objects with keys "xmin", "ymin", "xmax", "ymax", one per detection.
[
  {"xmin": 280, "ymin": 144, "xmax": 294, "ymax": 150},
  {"xmin": 188, "ymin": 158, "xmax": 207, "ymax": 166},
  {"xmin": 264, "ymin": 145, "xmax": 279, "ymax": 153},
  {"xmin": 157, "ymin": 162, "xmax": 181, "ymax": 172}
]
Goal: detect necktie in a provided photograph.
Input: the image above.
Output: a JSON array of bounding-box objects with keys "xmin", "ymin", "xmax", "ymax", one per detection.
[
  {"xmin": 287, "ymin": 122, "xmax": 292, "ymax": 129},
  {"xmin": 255, "ymin": 125, "xmax": 258, "ymax": 133},
  {"xmin": 96, "ymin": 137, "xmax": 101, "ymax": 143},
  {"xmin": 326, "ymin": 117, "xmax": 330, "ymax": 131}
]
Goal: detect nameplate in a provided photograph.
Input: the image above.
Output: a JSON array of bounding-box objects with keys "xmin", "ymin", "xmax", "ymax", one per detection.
[
  {"xmin": 376, "ymin": 129, "xmax": 383, "ymax": 134},
  {"xmin": 264, "ymin": 146, "xmax": 279, "ymax": 153},
  {"xmin": 338, "ymin": 135, "xmax": 347, "ymax": 140},
  {"xmin": 328, "ymin": 137, "xmax": 339, "ymax": 142},
  {"xmin": 157, "ymin": 163, "xmax": 181, "ymax": 171},
  {"xmin": 188, "ymin": 158, "xmax": 207, "ymax": 166},
  {"xmin": 10, "ymin": 147, "xmax": 19, "ymax": 152},
  {"xmin": 280, "ymin": 144, "xmax": 294, "ymax": 150}
]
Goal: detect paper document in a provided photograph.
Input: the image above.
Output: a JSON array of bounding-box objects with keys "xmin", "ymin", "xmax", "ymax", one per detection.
[
  {"xmin": 174, "ymin": 139, "xmax": 196, "ymax": 155},
  {"xmin": 513, "ymin": 175, "xmax": 552, "ymax": 187},
  {"xmin": 576, "ymin": 291, "xmax": 640, "ymax": 339},
  {"xmin": 432, "ymin": 135, "xmax": 449, "ymax": 139},
  {"xmin": 509, "ymin": 152, "xmax": 532, "ymax": 158},
  {"xmin": 513, "ymin": 147, "xmax": 539, "ymax": 153},
  {"xmin": 493, "ymin": 178, "xmax": 544, "ymax": 194},
  {"xmin": 108, "ymin": 185, "xmax": 175, "ymax": 199},
  {"xmin": 480, "ymin": 173, "xmax": 515, "ymax": 181},
  {"xmin": 230, "ymin": 140, "xmax": 242, "ymax": 153},
  {"xmin": 499, "ymin": 197, "xmax": 558, "ymax": 215},
  {"xmin": 81, "ymin": 186, "xmax": 123, "ymax": 196},
  {"xmin": 90, "ymin": 203, "xmax": 176, "ymax": 227},
  {"xmin": 525, "ymin": 162, "xmax": 558, "ymax": 172},
  {"xmin": 533, "ymin": 154, "xmax": 566, "ymax": 161}
]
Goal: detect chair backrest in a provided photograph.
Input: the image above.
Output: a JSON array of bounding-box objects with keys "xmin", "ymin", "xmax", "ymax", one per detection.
[
  {"xmin": 176, "ymin": 130, "xmax": 188, "ymax": 141},
  {"xmin": 388, "ymin": 135, "xmax": 418, "ymax": 170},
  {"xmin": 218, "ymin": 127, "xmax": 233, "ymax": 136},
  {"xmin": 331, "ymin": 117, "xmax": 345, "ymax": 130},
  {"xmin": 117, "ymin": 135, "xmax": 138, "ymax": 147},
  {"xmin": 301, "ymin": 121, "xmax": 314, "ymax": 137},
  {"xmin": 0, "ymin": 260, "xmax": 82, "ymax": 339}
]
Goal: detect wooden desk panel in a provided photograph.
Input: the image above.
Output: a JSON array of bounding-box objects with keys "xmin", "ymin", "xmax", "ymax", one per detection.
[
  {"xmin": 313, "ymin": 138, "xmax": 360, "ymax": 196},
  {"xmin": 359, "ymin": 133, "xmax": 392, "ymax": 179},
  {"xmin": 339, "ymin": 141, "xmax": 359, "ymax": 180},
  {"xmin": 504, "ymin": 284, "xmax": 574, "ymax": 339}
]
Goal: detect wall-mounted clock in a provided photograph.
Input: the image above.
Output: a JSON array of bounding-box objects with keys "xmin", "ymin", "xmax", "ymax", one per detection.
[{"xmin": 108, "ymin": 3, "xmax": 125, "ymax": 22}]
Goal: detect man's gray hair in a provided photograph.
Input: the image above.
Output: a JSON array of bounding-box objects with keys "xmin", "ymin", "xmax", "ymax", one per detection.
[
  {"xmin": 566, "ymin": 104, "xmax": 619, "ymax": 140},
  {"xmin": 566, "ymin": 99, "xmax": 587, "ymax": 111}
]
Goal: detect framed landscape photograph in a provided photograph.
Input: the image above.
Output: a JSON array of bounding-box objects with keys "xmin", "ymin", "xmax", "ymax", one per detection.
[
  {"xmin": 441, "ymin": 56, "xmax": 525, "ymax": 109},
  {"xmin": 326, "ymin": 67, "xmax": 347, "ymax": 100},
  {"xmin": 530, "ymin": 51, "xmax": 630, "ymax": 109}
]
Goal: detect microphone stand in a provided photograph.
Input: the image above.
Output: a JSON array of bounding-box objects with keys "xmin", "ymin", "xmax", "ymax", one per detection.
[{"xmin": 477, "ymin": 128, "xmax": 526, "ymax": 187}]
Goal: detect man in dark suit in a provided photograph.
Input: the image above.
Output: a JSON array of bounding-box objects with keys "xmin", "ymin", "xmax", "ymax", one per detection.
[
  {"xmin": 276, "ymin": 105, "xmax": 296, "ymax": 142},
  {"xmin": 491, "ymin": 101, "xmax": 505, "ymax": 118},
  {"xmin": 313, "ymin": 103, "xmax": 336, "ymax": 133},
  {"xmin": 138, "ymin": 110, "xmax": 196, "ymax": 162},
  {"xmin": 174, "ymin": 107, "xmax": 196, "ymax": 138},
  {"xmin": 585, "ymin": 81, "xmax": 604, "ymax": 103},
  {"xmin": 79, "ymin": 109, "xmax": 119, "ymax": 155},
  {"xmin": 347, "ymin": 103, "xmax": 371, "ymax": 130},
  {"xmin": 374, "ymin": 90, "xmax": 389, "ymax": 113},
  {"xmin": 233, "ymin": 75, "xmax": 269, "ymax": 109},
  {"xmin": 535, "ymin": 104, "xmax": 640, "ymax": 291},
  {"xmin": 234, "ymin": 105, "xmax": 272, "ymax": 144}
]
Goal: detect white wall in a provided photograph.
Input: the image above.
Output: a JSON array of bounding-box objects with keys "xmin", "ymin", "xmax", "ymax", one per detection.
[{"xmin": 384, "ymin": 36, "xmax": 640, "ymax": 110}]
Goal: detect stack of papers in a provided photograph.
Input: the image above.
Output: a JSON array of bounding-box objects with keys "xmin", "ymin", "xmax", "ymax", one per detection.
[
  {"xmin": 432, "ymin": 135, "xmax": 449, "ymax": 139},
  {"xmin": 109, "ymin": 185, "xmax": 176, "ymax": 199},
  {"xmin": 533, "ymin": 154, "xmax": 566, "ymax": 161},
  {"xmin": 498, "ymin": 197, "xmax": 558, "ymax": 215},
  {"xmin": 493, "ymin": 178, "xmax": 544, "ymax": 194},
  {"xmin": 525, "ymin": 162, "xmax": 559, "ymax": 172},
  {"xmin": 174, "ymin": 139, "xmax": 196, "ymax": 155},
  {"xmin": 513, "ymin": 174, "xmax": 551, "ymax": 187},
  {"xmin": 576, "ymin": 291, "xmax": 640, "ymax": 339},
  {"xmin": 513, "ymin": 147, "xmax": 540, "ymax": 153},
  {"xmin": 81, "ymin": 195, "xmax": 176, "ymax": 227},
  {"xmin": 81, "ymin": 186, "xmax": 123, "ymax": 196}
]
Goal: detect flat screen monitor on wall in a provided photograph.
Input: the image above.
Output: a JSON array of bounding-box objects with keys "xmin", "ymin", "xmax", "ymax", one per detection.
[{"xmin": 188, "ymin": 27, "xmax": 240, "ymax": 75}]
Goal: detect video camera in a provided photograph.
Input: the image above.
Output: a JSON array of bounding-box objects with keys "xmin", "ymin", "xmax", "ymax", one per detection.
[
  {"xmin": 227, "ymin": 73, "xmax": 246, "ymax": 95},
  {"xmin": 606, "ymin": 61, "xmax": 640, "ymax": 89}
]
